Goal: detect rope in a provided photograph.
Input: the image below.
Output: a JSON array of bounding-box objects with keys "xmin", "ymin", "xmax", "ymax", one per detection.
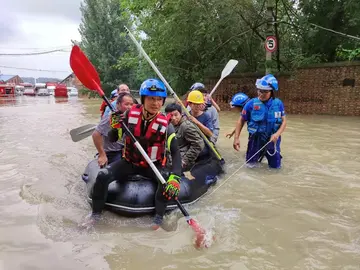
[
  {"xmin": 267, "ymin": 147, "xmax": 277, "ymax": 156},
  {"xmin": 206, "ymin": 140, "xmax": 272, "ymax": 197}
]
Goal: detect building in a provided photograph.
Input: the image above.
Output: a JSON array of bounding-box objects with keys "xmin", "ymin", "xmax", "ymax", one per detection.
[
  {"xmin": 60, "ymin": 73, "xmax": 84, "ymax": 89},
  {"xmin": 0, "ymin": 75, "xmax": 23, "ymax": 85}
]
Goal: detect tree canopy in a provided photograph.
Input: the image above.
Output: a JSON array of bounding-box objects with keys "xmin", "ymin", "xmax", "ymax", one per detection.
[{"xmin": 77, "ymin": 0, "xmax": 360, "ymax": 94}]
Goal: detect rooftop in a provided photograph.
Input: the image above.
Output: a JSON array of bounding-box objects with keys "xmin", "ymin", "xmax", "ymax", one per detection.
[{"xmin": 0, "ymin": 75, "xmax": 17, "ymax": 81}]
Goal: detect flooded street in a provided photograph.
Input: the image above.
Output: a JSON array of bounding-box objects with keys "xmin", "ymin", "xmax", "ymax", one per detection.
[{"xmin": 1, "ymin": 96, "xmax": 360, "ymax": 270}]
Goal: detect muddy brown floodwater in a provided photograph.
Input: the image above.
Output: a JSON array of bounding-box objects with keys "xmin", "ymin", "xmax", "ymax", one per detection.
[{"xmin": 0, "ymin": 96, "xmax": 360, "ymax": 270}]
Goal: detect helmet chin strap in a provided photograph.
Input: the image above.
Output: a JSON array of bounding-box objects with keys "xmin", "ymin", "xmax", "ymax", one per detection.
[{"xmin": 142, "ymin": 107, "xmax": 157, "ymax": 120}]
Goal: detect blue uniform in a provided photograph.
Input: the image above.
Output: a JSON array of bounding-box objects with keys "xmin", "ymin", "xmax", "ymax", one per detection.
[{"xmin": 241, "ymin": 97, "xmax": 285, "ymax": 168}]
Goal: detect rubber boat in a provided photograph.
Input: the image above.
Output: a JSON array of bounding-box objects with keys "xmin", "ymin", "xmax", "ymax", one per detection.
[{"xmin": 81, "ymin": 156, "xmax": 225, "ymax": 216}]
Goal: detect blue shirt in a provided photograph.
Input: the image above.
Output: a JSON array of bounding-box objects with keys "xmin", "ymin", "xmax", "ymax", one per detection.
[
  {"xmin": 205, "ymin": 105, "xmax": 219, "ymax": 139},
  {"xmin": 192, "ymin": 111, "xmax": 214, "ymax": 132},
  {"xmin": 191, "ymin": 111, "xmax": 213, "ymax": 156},
  {"xmin": 241, "ymin": 98, "xmax": 285, "ymax": 121}
]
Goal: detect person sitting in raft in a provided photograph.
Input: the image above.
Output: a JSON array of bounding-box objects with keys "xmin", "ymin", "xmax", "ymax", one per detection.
[
  {"xmin": 225, "ymin": 92, "xmax": 250, "ymax": 139},
  {"xmin": 103, "ymin": 84, "xmax": 136, "ymax": 118},
  {"xmin": 82, "ymin": 78, "xmax": 182, "ymax": 230},
  {"xmin": 186, "ymin": 90, "xmax": 214, "ymax": 139},
  {"xmin": 92, "ymin": 92, "xmax": 135, "ymax": 167},
  {"xmin": 186, "ymin": 90, "xmax": 215, "ymax": 158},
  {"xmin": 165, "ymin": 103, "xmax": 205, "ymax": 171},
  {"xmin": 189, "ymin": 83, "xmax": 220, "ymax": 144},
  {"xmin": 232, "ymin": 74, "xmax": 287, "ymax": 169},
  {"xmin": 100, "ymin": 89, "xmax": 118, "ymax": 118},
  {"xmin": 190, "ymin": 82, "xmax": 221, "ymax": 112}
]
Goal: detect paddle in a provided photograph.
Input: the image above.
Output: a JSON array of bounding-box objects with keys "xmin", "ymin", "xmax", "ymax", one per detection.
[
  {"xmin": 70, "ymin": 124, "xmax": 96, "ymax": 142},
  {"xmin": 69, "ymin": 45, "xmax": 208, "ymax": 248},
  {"xmin": 124, "ymin": 26, "xmax": 224, "ymax": 164},
  {"xmin": 209, "ymin": 59, "xmax": 239, "ymax": 98}
]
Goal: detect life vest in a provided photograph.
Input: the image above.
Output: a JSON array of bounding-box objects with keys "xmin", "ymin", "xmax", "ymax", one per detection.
[
  {"xmin": 110, "ymin": 112, "xmax": 123, "ymax": 140},
  {"xmin": 124, "ymin": 104, "xmax": 168, "ymax": 167},
  {"xmin": 247, "ymin": 97, "xmax": 283, "ymax": 137},
  {"xmin": 100, "ymin": 98, "xmax": 116, "ymax": 116}
]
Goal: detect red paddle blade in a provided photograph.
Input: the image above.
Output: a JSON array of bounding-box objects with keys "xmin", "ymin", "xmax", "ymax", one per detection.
[
  {"xmin": 69, "ymin": 45, "xmax": 104, "ymax": 96},
  {"xmin": 188, "ymin": 219, "xmax": 214, "ymax": 249}
]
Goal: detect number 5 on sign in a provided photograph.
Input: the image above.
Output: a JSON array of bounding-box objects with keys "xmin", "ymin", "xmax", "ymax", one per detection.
[{"xmin": 265, "ymin": 36, "xmax": 277, "ymax": 53}]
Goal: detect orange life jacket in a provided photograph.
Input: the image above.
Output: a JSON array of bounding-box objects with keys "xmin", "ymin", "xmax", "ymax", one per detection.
[
  {"xmin": 124, "ymin": 104, "xmax": 168, "ymax": 167},
  {"xmin": 100, "ymin": 97, "xmax": 116, "ymax": 116}
]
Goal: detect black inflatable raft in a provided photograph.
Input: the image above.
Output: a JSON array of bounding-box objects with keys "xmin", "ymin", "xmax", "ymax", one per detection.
[{"xmin": 81, "ymin": 156, "xmax": 225, "ymax": 216}]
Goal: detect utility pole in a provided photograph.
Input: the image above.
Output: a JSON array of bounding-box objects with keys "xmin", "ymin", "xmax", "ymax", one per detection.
[{"xmin": 265, "ymin": 0, "xmax": 276, "ymax": 74}]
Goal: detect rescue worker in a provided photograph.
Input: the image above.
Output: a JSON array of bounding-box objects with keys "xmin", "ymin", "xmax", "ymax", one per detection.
[
  {"xmin": 82, "ymin": 78, "xmax": 182, "ymax": 230},
  {"xmin": 189, "ymin": 83, "xmax": 220, "ymax": 143},
  {"xmin": 92, "ymin": 92, "xmax": 134, "ymax": 167},
  {"xmin": 225, "ymin": 92, "xmax": 250, "ymax": 139},
  {"xmin": 233, "ymin": 74, "xmax": 287, "ymax": 168},
  {"xmin": 165, "ymin": 103, "xmax": 205, "ymax": 171}
]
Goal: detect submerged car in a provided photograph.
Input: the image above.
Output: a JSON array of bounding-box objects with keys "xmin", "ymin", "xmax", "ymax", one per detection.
[
  {"xmin": 23, "ymin": 88, "xmax": 36, "ymax": 96},
  {"xmin": 37, "ymin": 88, "xmax": 50, "ymax": 96},
  {"xmin": 67, "ymin": 87, "xmax": 78, "ymax": 97}
]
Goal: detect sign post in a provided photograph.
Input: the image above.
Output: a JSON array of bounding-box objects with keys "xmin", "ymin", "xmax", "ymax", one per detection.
[
  {"xmin": 265, "ymin": 36, "xmax": 277, "ymax": 53},
  {"xmin": 265, "ymin": 35, "xmax": 277, "ymax": 74},
  {"xmin": 265, "ymin": 0, "xmax": 275, "ymax": 74}
]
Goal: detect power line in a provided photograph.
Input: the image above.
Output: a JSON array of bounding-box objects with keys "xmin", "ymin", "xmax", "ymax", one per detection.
[
  {"xmin": 310, "ymin": 23, "xmax": 360, "ymax": 41},
  {"xmin": 0, "ymin": 45, "xmax": 72, "ymax": 53},
  {"xmin": 0, "ymin": 49, "xmax": 69, "ymax": 56},
  {"xmin": 277, "ymin": 1, "xmax": 360, "ymax": 41},
  {"xmin": 0, "ymin": 65, "xmax": 70, "ymax": 73},
  {"xmin": 0, "ymin": 45, "xmax": 72, "ymax": 50}
]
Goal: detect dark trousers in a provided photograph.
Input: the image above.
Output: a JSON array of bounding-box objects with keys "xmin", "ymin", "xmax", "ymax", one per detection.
[
  {"xmin": 92, "ymin": 159, "xmax": 168, "ymax": 216},
  {"xmin": 246, "ymin": 134, "xmax": 282, "ymax": 169},
  {"xmin": 105, "ymin": 151, "xmax": 122, "ymax": 164}
]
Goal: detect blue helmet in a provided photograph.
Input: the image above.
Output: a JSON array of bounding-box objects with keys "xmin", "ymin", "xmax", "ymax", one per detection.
[
  {"xmin": 230, "ymin": 92, "xmax": 249, "ymax": 108},
  {"xmin": 255, "ymin": 74, "xmax": 279, "ymax": 91},
  {"xmin": 110, "ymin": 89, "xmax": 118, "ymax": 99},
  {"xmin": 190, "ymin": 82, "xmax": 205, "ymax": 91},
  {"xmin": 139, "ymin": 78, "xmax": 167, "ymax": 98}
]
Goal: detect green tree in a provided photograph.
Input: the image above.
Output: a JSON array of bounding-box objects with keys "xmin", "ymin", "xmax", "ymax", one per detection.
[
  {"xmin": 79, "ymin": 0, "xmax": 134, "ymax": 94},
  {"xmin": 121, "ymin": 0, "xmax": 272, "ymax": 94},
  {"xmin": 78, "ymin": 0, "xmax": 360, "ymax": 95},
  {"xmin": 299, "ymin": 0, "xmax": 360, "ymax": 61}
]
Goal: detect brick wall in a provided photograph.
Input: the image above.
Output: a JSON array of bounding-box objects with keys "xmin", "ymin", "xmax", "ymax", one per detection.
[{"xmin": 206, "ymin": 62, "xmax": 360, "ymax": 116}]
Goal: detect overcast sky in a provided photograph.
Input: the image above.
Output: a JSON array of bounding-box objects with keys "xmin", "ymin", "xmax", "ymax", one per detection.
[{"xmin": 0, "ymin": 0, "xmax": 82, "ymax": 79}]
